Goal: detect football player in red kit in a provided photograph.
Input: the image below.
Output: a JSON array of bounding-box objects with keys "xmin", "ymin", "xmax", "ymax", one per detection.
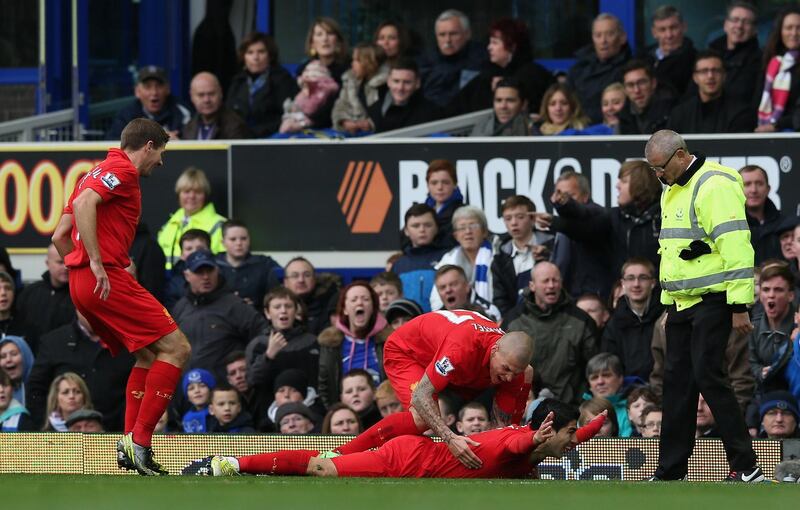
[
  {"xmin": 184, "ymin": 400, "xmax": 605, "ymax": 478},
  {"xmin": 334, "ymin": 310, "xmax": 534, "ymax": 469},
  {"xmin": 51, "ymin": 119, "xmax": 191, "ymax": 475}
]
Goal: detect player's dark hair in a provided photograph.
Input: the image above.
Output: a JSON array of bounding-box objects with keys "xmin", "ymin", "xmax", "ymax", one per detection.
[
  {"xmin": 120, "ymin": 118, "xmax": 169, "ymax": 151},
  {"xmin": 179, "ymin": 229, "xmax": 211, "ymax": 249},
  {"xmin": 221, "ymin": 219, "xmax": 248, "ymax": 238},
  {"xmin": 528, "ymin": 398, "xmax": 579, "ymax": 431},
  {"xmin": 404, "ymin": 203, "xmax": 437, "ymax": 224}
]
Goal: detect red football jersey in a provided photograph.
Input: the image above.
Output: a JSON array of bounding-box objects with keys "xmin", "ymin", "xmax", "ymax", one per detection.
[
  {"xmin": 64, "ymin": 149, "xmax": 140, "ymax": 269},
  {"xmin": 388, "ymin": 310, "xmax": 522, "ymax": 393}
]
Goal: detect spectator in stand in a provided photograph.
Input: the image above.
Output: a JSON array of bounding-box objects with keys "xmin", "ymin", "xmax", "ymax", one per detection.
[
  {"xmin": 418, "ymin": 9, "xmax": 488, "ymax": 108},
  {"xmin": 157, "ymin": 167, "xmax": 227, "ymax": 270},
  {"xmin": 27, "ymin": 312, "xmax": 134, "ymax": 432},
  {"xmin": 456, "ymin": 401, "xmax": 490, "ymax": 436},
  {"xmin": 368, "ymin": 58, "xmax": 440, "ymax": 133},
  {"xmin": 639, "ymin": 5, "xmax": 696, "ymax": 97},
  {"xmin": 757, "ymin": 6, "xmax": 800, "ymax": 133},
  {"xmin": 0, "ymin": 336, "xmax": 33, "ymax": 406},
  {"xmin": 640, "ymin": 405, "xmax": 663, "ymax": 438},
  {"xmin": 282, "ymin": 257, "xmax": 341, "ymax": 335},
  {"xmin": 130, "ymin": 221, "xmax": 166, "ymax": 301},
  {"xmin": 215, "ymin": 220, "xmax": 280, "ymax": 308},
  {"xmin": 695, "ymin": 394, "xmax": 719, "ymax": 438},
  {"xmin": 0, "ymin": 271, "xmax": 25, "ymax": 339},
  {"xmin": 0, "ymin": 248, "xmax": 23, "ymax": 291},
  {"xmin": 275, "ymin": 402, "xmax": 318, "ymax": 434},
  {"xmin": 374, "ymin": 21, "xmax": 412, "ymax": 66},
  {"xmin": 778, "ymin": 218, "xmax": 800, "ymax": 273},
  {"xmin": 668, "ymin": 50, "xmax": 754, "ymax": 133},
  {"xmin": 340, "ymin": 368, "xmax": 382, "ymax": 428},
  {"xmin": 424, "ymin": 159, "xmax": 463, "ymax": 249},
  {"xmin": 278, "ymin": 60, "xmax": 341, "ymax": 134},
  {"xmin": 506, "ymin": 262, "xmax": 598, "ymax": 405},
  {"xmin": 66, "ymin": 409, "xmax": 104, "ymax": 432},
  {"xmin": 618, "ymin": 59, "xmax": 676, "ymax": 134},
  {"xmin": 190, "ymin": 0, "xmax": 237, "ymax": 95},
  {"xmin": 430, "ymin": 206, "xmax": 497, "ymax": 314},
  {"xmin": 470, "ymin": 78, "xmax": 531, "ymax": 137},
  {"xmin": 318, "ymin": 282, "xmax": 390, "ymax": 408},
  {"xmin": 579, "ymin": 397, "xmax": 618, "ymax": 437},
  {"xmin": 576, "ymin": 294, "xmax": 610, "ymax": 333},
  {"xmin": 226, "ymin": 32, "xmax": 297, "ymax": 138},
  {"xmin": 433, "ymin": 265, "xmax": 500, "ymax": 320},
  {"xmin": 568, "ymin": 13, "xmax": 632, "ymax": 123},
  {"xmin": 532, "ymin": 83, "xmax": 592, "ymax": 136},
  {"xmin": 627, "ymin": 386, "xmax": 660, "ymax": 437},
  {"xmin": 375, "ymin": 379, "xmax": 403, "ymax": 417},
  {"xmin": 107, "ymin": 66, "xmax": 191, "ymax": 139},
  {"xmin": 264, "ymin": 368, "xmax": 325, "ymax": 432},
  {"xmin": 0, "ymin": 368, "xmax": 34, "ymax": 431},
  {"xmin": 15, "ymin": 244, "xmax": 74, "ymax": 353},
  {"xmin": 384, "ymin": 299, "xmax": 423, "ymax": 331},
  {"xmin": 223, "ymin": 350, "xmax": 267, "ymax": 428},
  {"xmin": 741, "ymin": 165, "xmax": 787, "ymax": 265},
  {"xmin": 321, "ymin": 402, "xmax": 362, "ymax": 435},
  {"xmin": 392, "ymin": 204, "xmax": 448, "ymax": 311},
  {"xmin": 601, "ymin": 82, "xmax": 626, "ymax": 133},
  {"xmin": 332, "ymin": 42, "xmax": 388, "ymax": 135},
  {"xmin": 42, "ymin": 372, "xmax": 92, "ymax": 432},
  {"xmin": 602, "ymin": 258, "xmax": 664, "ymax": 382},
  {"xmin": 246, "ymin": 287, "xmax": 320, "ymax": 397},
  {"xmin": 172, "ymin": 250, "xmax": 267, "ymax": 376},
  {"xmin": 181, "ymin": 368, "xmax": 215, "ymax": 433},
  {"xmin": 370, "ymin": 272, "xmax": 403, "ymax": 315},
  {"xmin": 583, "ymin": 353, "xmax": 633, "ymax": 436},
  {"xmin": 492, "ymin": 195, "xmax": 553, "ymax": 317},
  {"xmin": 759, "ymin": 391, "xmax": 799, "ymax": 439},
  {"xmin": 182, "ymin": 72, "xmax": 251, "ymax": 140},
  {"xmin": 450, "ymin": 17, "xmax": 553, "ymax": 117},
  {"xmin": 163, "ymin": 229, "xmax": 210, "ymax": 311},
  {"xmin": 294, "ymin": 17, "xmax": 350, "ymax": 130},
  {"xmin": 206, "ymin": 384, "xmax": 255, "ymax": 434},
  {"xmin": 709, "ymin": 2, "xmax": 762, "ymax": 105}
]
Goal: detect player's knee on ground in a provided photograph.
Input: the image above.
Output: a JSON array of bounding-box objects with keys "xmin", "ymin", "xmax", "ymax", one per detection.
[{"xmin": 306, "ymin": 458, "xmax": 338, "ymax": 477}]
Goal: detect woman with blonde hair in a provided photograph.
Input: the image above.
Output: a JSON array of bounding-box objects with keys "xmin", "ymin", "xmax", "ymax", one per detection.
[
  {"xmin": 42, "ymin": 372, "xmax": 93, "ymax": 432},
  {"xmin": 533, "ymin": 83, "xmax": 590, "ymax": 135}
]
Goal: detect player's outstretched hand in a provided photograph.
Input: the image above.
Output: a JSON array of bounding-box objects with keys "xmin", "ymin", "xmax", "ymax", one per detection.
[
  {"xmin": 447, "ymin": 434, "xmax": 482, "ymax": 469},
  {"xmin": 534, "ymin": 411, "xmax": 555, "ymax": 444},
  {"xmin": 90, "ymin": 259, "xmax": 111, "ymax": 300}
]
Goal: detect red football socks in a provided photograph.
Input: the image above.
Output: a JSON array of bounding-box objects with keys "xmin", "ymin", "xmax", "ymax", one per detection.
[
  {"xmin": 132, "ymin": 360, "xmax": 181, "ymax": 447},
  {"xmin": 238, "ymin": 450, "xmax": 319, "ymax": 475},
  {"xmin": 124, "ymin": 367, "xmax": 148, "ymax": 434},
  {"xmin": 335, "ymin": 411, "xmax": 425, "ymax": 455},
  {"xmin": 576, "ymin": 412, "xmax": 607, "ymax": 443}
]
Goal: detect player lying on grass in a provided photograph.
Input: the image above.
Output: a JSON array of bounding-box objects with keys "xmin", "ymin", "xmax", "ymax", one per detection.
[{"xmin": 183, "ymin": 399, "xmax": 605, "ymax": 478}]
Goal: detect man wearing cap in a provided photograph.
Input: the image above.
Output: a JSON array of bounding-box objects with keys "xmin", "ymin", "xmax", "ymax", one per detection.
[
  {"xmin": 759, "ymin": 391, "xmax": 799, "ymax": 439},
  {"xmin": 107, "ymin": 66, "xmax": 192, "ymax": 140},
  {"xmin": 275, "ymin": 402, "xmax": 317, "ymax": 434},
  {"xmin": 172, "ymin": 250, "xmax": 267, "ymax": 377},
  {"xmin": 385, "ymin": 299, "xmax": 423, "ymax": 330},
  {"xmin": 67, "ymin": 409, "xmax": 105, "ymax": 432}
]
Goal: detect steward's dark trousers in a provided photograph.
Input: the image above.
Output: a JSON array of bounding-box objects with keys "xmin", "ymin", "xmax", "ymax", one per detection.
[{"xmin": 655, "ymin": 293, "xmax": 756, "ymax": 479}]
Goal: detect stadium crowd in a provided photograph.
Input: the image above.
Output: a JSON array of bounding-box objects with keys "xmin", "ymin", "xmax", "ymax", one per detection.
[{"xmin": 2, "ymin": 3, "xmax": 800, "ymax": 445}]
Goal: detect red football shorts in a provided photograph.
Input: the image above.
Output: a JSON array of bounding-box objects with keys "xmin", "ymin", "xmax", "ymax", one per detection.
[
  {"xmin": 331, "ymin": 435, "xmax": 432, "ymax": 478},
  {"xmin": 382, "ymin": 340, "xmax": 426, "ymax": 409},
  {"xmin": 69, "ymin": 265, "xmax": 177, "ymax": 356}
]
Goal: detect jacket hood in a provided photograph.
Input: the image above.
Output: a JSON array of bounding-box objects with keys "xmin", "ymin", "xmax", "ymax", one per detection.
[
  {"xmin": 318, "ymin": 323, "xmax": 392, "ymax": 348},
  {"xmin": 0, "ymin": 335, "xmax": 34, "ymax": 383},
  {"xmin": 335, "ymin": 313, "xmax": 388, "ymax": 340}
]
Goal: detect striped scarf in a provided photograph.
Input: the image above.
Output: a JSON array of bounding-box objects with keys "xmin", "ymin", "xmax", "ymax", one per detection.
[
  {"xmin": 758, "ymin": 51, "xmax": 798, "ymax": 126},
  {"xmin": 473, "ymin": 240, "xmax": 494, "ymax": 305}
]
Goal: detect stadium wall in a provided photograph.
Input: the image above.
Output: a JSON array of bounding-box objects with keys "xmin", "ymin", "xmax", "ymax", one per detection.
[{"xmin": 0, "ymin": 433, "xmax": 787, "ymax": 480}]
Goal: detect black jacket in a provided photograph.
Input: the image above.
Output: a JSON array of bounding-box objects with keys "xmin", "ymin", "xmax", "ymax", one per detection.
[
  {"xmin": 245, "ymin": 325, "xmax": 320, "ymax": 394},
  {"xmin": 418, "ymin": 40, "xmax": 488, "ymax": 108},
  {"xmin": 747, "ymin": 198, "xmax": 787, "ymax": 266},
  {"xmin": 601, "ymin": 289, "xmax": 664, "ymax": 381},
  {"xmin": 205, "ymin": 411, "xmax": 255, "ymax": 434},
  {"xmin": 107, "ymin": 95, "xmax": 191, "ymax": 139},
  {"xmin": 491, "ymin": 233, "xmax": 553, "ymax": 317},
  {"xmin": 129, "ymin": 222, "xmax": 166, "ymax": 301},
  {"xmin": 368, "ymin": 90, "xmax": 441, "ymax": 133},
  {"xmin": 26, "ymin": 321, "xmax": 135, "ymax": 431},
  {"xmin": 618, "ymin": 86, "xmax": 677, "ymax": 134},
  {"xmin": 15, "ymin": 271, "xmax": 75, "ymax": 354},
  {"xmin": 181, "ymin": 107, "xmax": 252, "ymax": 140},
  {"xmin": 568, "ymin": 43, "xmax": 632, "ymax": 123},
  {"xmin": 164, "ymin": 259, "xmax": 188, "ymax": 312},
  {"xmin": 226, "ymin": 66, "xmax": 298, "ymax": 137},
  {"xmin": 640, "ymin": 38, "xmax": 697, "ymax": 97},
  {"xmin": 301, "ymin": 273, "xmax": 341, "ymax": 336},
  {"xmin": 709, "ymin": 35, "xmax": 762, "ymax": 104},
  {"xmin": 216, "ymin": 253, "xmax": 281, "ymax": 310},
  {"xmin": 667, "ymin": 91, "xmax": 754, "ymax": 134}
]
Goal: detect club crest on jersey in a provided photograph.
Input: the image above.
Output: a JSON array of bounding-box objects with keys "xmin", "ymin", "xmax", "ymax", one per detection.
[
  {"xmin": 101, "ymin": 172, "xmax": 121, "ymax": 190},
  {"xmin": 434, "ymin": 356, "xmax": 454, "ymax": 376}
]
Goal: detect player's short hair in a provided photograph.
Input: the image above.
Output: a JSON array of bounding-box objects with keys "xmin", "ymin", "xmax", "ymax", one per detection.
[
  {"xmin": 211, "ymin": 383, "xmax": 241, "ymax": 402},
  {"xmin": 435, "ymin": 264, "xmax": 468, "ymax": 282},
  {"xmin": 175, "ymin": 167, "xmax": 212, "ymax": 197},
  {"xmin": 120, "ymin": 118, "xmax": 169, "ymax": 151},
  {"xmin": 223, "ymin": 350, "xmax": 246, "ymax": 367},
  {"xmin": 626, "ymin": 386, "xmax": 660, "ymax": 410},
  {"xmin": 221, "ymin": 219, "xmax": 248, "ymax": 238},
  {"xmin": 620, "ymin": 256, "xmax": 656, "ymax": 278},
  {"xmin": 370, "ymin": 271, "xmax": 403, "ymax": 293},
  {"xmin": 426, "ymin": 159, "xmax": 457, "ymax": 184},
  {"xmin": 457, "ymin": 401, "xmax": 488, "ymax": 421},
  {"xmin": 501, "ymin": 195, "xmax": 535, "ymax": 214},
  {"xmin": 586, "ymin": 352, "xmax": 623, "ymax": 379},
  {"xmin": 404, "ymin": 203, "xmax": 437, "ymax": 224},
  {"xmin": 556, "ymin": 170, "xmax": 590, "ymax": 199},
  {"xmin": 341, "ymin": 368, "xmax": 377, "ymax": 391},
  {"xmin": 179, "ymin": 229, "xmax": 211, "ymax": 250},
  {"xmin": 528, "ymin": 398, "xmax": 579, "ymax": 431}
]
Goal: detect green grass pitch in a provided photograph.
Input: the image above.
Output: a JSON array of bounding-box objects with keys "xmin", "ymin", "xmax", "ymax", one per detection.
[{"xmin": 1, "ymin": 475, "xmax": 797, "ymax": 510}]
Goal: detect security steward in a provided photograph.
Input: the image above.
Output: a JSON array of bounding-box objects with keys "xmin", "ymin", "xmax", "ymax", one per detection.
[{"xmin": 644, "ymin": 130, "xmax": 763, "ymax": 482}]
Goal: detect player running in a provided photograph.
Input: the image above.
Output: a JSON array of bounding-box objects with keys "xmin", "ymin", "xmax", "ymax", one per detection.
[
  {"xmin": 334, "ymin": 310, "xmax": 534, "ymax": 469},
  {"xmin": 183, "ymin": 401, "xmax": 605, "ymax": 478},
  {"xmin": 51, "ymin": 119, "xmax": 192, "ymax": 475}
]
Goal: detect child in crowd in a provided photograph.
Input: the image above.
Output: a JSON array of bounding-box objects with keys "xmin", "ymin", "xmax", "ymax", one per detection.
[
  {"xmin": 216, "ymin": 220, "xmax": 280, "ymax": 309},
  {"xmin": 164, "ymin": 229, "xmax": 211, "ymax": 310},
  {"xmin": 0, "ymin": 368, "xmax": 33, "ymax": 431},
  {"xmin": 340, "ymin": 368, "xmax": 382, "ymax": 428},
  {"xmin": 370, "ymin": 272, "xmax": 403, "ymax": 314},
  {"xmin": 384, "ymin": 298, "xmax": 423, "ymax": 330},
  {"xmin": 640, "ymin": 405, "xmax": 662, "ymax": 438},
  {"xmin": 583, "ymin": 353, "xmax": 633, "ymax": 437},
  {"xmin": 265, "ymin": 368, "xmax": 325, "ymax": 431},
  {"xmin": 626, "ymin": 386, "xmax": 660, "ymax": 437},
  {"xmin": 280, "ymin": 60, "xmax": 340, "ymax": 133},
  {"xmin": 374, "ymin": 380, "xmax": 403, "ymax": 417},
  {"xmin": 206, "ymin": 384, "xmax": 255, "ymax": 434},
  {"xmin": 181, "ymin": 368, "xmax": 216, "ymax": 433},
  {"xmin": 579, "ymin": 397, "xmax": 619, "ymax": 437},
  {"xmin": 456, "ymin": 401, "xmax": 490, "ymax": 436},
  {"xmin": 392, "ymin": 203, "xmax": 448, "ymax": 312}
]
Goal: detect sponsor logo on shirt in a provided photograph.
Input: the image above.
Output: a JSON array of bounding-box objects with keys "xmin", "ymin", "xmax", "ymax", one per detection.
[
  {"xmin": 434, "ymin": 356, "xmax": 454, "ymax": 376},
  {"xmin": 101, "ymin": 172, "xmax": 121, "ymax": 190}
]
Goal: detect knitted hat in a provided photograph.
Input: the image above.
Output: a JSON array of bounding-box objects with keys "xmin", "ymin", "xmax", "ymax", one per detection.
[
  {"xmin": 182, "ymin": 368, "xmax": 217, "ymax": 395},
  {"xmin": 760, "ymin": 391, "xmax": 800, "ymax": 422},
  {"xmin": 273, "ymin": 368, "xmax": 308, "ymax": 398},
  {"xmin": 274, "ymin": 402, "xmax": 316, "ymax": 426},
  {"xmin": 66, "ymin": 408, "xmax": 104, "ymax": 428},
  {"xmin": 385, "ymin": 298, "xmax": 423, "ymax": 324}
]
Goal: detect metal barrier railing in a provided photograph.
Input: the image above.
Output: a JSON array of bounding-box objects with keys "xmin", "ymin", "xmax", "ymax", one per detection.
[{"xmin": 369, "ymin": 108, "xmax": 492, "ymax": 138}]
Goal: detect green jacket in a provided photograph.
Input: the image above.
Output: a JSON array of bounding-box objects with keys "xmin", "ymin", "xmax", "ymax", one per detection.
[
  {"xmin": 658, "ymin": 155, "xmax": 754, "ymax": 310},
  {"xmin": 157, "ymin": 202, "xmax": 226, "ymax": 269}
]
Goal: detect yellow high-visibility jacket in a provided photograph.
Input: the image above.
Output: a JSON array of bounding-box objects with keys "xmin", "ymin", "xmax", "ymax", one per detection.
[
  {"xmin": 157, "ymin": 202, "xmax": 226, "ymax": 270},
  {"xmin": 658, "ymin": 156, "xmax": 754, "ymax": 311}
]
